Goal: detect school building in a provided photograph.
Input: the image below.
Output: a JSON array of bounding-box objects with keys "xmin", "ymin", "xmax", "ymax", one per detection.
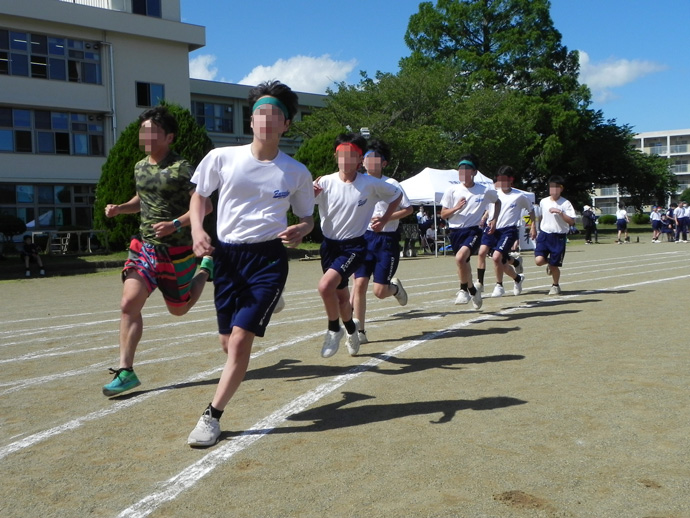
[
  {"xmin": 0, "ymin": 0, "xmax": 324, "ymax": 233},
  {"xmin": 592, "ymin": 129, "xmax": 690, "ymax": 214}
]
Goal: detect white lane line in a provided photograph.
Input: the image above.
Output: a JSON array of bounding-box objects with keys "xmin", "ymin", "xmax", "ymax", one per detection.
[
  {"xmin": 116, "ymin": 273, "xmax": 690, "ymax": 518},
  {"xmin": 0, "ymin": 329, "xmax": 325, "ymax": 460}
]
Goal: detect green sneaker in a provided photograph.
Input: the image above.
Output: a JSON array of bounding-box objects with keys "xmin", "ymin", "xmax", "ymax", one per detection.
[
  {"xmin": 102, "ymin": 368, "xmax": 141, "ymax": 397},
  {"xmin": 200, "ymin": 256, "xmax": 214, "ymax": 281}
]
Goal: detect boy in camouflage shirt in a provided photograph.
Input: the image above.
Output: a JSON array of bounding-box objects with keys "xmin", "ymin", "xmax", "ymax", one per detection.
[{"xmin": 102, "ymin": 106, "xmax": 213, "ymax": 397}]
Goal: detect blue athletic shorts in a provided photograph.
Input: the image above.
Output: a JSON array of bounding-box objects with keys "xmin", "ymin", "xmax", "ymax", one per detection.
[
  {"xmin": 651, "ymin": 220, "xmax": 662, "ymax": 230},
  {"xmin": 534, "ymin": 232, "xmax": 567, "ymax": 267},
  {"xmin": 480, "ymin": 226, "xmax": 498, "ymax": 249},
  {"xmin": 492, "ymin": 226, "xmax": 519, "ymax": 259},
  {"xmin": 448, "ymin": 226, "xmax": 482, "ymax": 256},
  {"xmin": 354, "ymin": 230, "xmax": 400, "ymax": 285},
  {"xmin": 616, "ymin": 219, "xmax": 627, "ymax": 231},
  {"xmin": 320, "ymin": 236, "xmax": 367, "ymax": 290},
  {"xmin": 213, "ymin": 239, "xmax": 288, "ymax": 337}
]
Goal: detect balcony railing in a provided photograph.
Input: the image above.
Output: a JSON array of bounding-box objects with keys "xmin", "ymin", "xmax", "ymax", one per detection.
[
  {"xmin": 670, "ymin": 144, "xmax": 689, "ymax": 154},
  {"xmin": 644, "ymin": 146, "xmax": 668, "ymax": 155},
  {"xmin": 58, "ymin": 0, "xmax": 127, "ymax": 11}
]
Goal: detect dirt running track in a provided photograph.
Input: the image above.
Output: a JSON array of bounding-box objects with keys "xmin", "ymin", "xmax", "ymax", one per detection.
[{"xmin": 1, "ymin": 240, "xmax": 689, "ymax": 518}]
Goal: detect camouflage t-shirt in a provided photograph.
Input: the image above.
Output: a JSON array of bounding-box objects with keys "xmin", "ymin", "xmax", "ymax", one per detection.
[{"xmin": 134, "ymin": 151, "xmax": 193, "ymax": 247}]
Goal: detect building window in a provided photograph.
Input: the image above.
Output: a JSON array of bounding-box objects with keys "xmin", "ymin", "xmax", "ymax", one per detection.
[
  {"xmin": 0, "ymin": 107, "xmax": 105, "ymax": 156},
  {"xmin": 192, "ymin": 101, "xmax": 233, "ymax": 133},
  {"xmin": 132, "ymin": 0, "xmax": 162, "ymax": 18},
  {"xmin": 0, "ymin": 28, "xmax": 100, "ymax": 84},
  {"xmin": 136, "ymin": 81, "xmax": 165, "ymax": 107},
  {"xmin": 242, "ymin": 106, "xmax": 252, "ymax": 135},
  {"xmin": 0, "ymin": 183, "xmax": 95, "ymax": 229}
]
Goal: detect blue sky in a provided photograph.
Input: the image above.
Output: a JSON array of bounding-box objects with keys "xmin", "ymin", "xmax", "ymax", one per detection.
[{"xmin": 181, "ymin": 0, "xmax": 689, "ymax": 133}]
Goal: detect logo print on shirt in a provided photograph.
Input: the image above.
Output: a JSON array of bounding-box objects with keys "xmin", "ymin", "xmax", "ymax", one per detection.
[
  {"xmin": 357, "ymin": 199, "xmax": 367, "ymax": 207},
  {"xmin": 273, "ymin": 190, "xmax": 290, "ymax": 199}
]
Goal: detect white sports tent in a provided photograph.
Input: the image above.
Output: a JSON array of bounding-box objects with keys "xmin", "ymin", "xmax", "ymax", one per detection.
[{"xmin": 399, "ymin": 168, "xmax": 537, "ymax": 253}]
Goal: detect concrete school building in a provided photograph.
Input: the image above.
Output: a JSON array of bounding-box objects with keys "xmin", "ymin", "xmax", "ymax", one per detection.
[
  {"xmin": 592, "ymin": 129, "xmax": 690, "ymax": 214},
  {"xmin": 0, "ymin": 0, "xmax": 324, "ymax": 232}
]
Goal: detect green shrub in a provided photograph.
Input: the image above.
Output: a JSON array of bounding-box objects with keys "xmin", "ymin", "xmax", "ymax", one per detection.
[
  {"xmin": 632, "ymin": 213, "xmax": 649, "ymax": 224},
  {"xmin": 93, "ymin": 102, "xmax": 214, "ymax": 251},
  {"xmin": 598, "ymin": 214, "xmax": 616, "ymax": 225},
  {"xmin": 0, "ymin": 212, "xmax": 27, "ymax": 243}
]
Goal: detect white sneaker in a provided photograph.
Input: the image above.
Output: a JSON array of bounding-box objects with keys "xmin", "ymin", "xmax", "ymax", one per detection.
[
  {"xmin": 273, "ymin": 294, "xmax": 285, "ymax": 314},
  {"xmin": 357, "ymin": 330, "xmax": 368, "ymax": 345},
  {"xmin": 346, "ymin": 318, "xmax": 361, "ymax": 356},
  {"xmin": 513, "ymin": 276, "xmax": 524, "ymax": 296},
  {"xmin": 455, "ymin": 290, "xmax": 471, "ymax": 305},
  {"xmin": 491, "ymin": 284, "xmax": 505, "ymax": 297},
  {"xmin": 187, "ymin": 412, "xmax": 221, "ymax": 447},
  {"xmin": 321, "ymin": 328, "xmax": 344, "ymax": 358},
  {"xmin": 471, "ymin": 289, "xmax": 483, "ymax": 310},
  {"xmin": 474, "ymin": 281, "xmax": 483, "ymax": 294},
  {"xmin": 390, "ymin": 278, "xmax": 408, "ymax": 306},
  {"xmin": 548, "ymin": 285, "xmax": 561, "ymax": 295}
]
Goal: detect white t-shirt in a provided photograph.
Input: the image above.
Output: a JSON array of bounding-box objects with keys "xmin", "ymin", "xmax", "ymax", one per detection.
[
  {"xmin": 616, "ymin": 209, "xmax": 629, "ymax": 221},
  {"xmin": 651, "ymin": 210, "xmax": 661, "ymax": 222},
  {"xmin": 674, "ymin": 207, "xmax": 685, "ymax": 219},
  {"xmin": 368, "ymin": 175, "xmax": 411, "ymax": 232},
  {"xmin": 538, "ymin": 196, "xmax": 576, "ymax": 234},
  {"xmin": 440, "ymin": 182, "xmax": 499, "ymax": 228},
  {"xmin": 316, "ymin": 172, "xmax": 401, "ymax": 240},
  {"xmin": 192, "ymin": 144, "xmax": 314, "ymax": 244},
  {"xmin": 495, "ymin": 188, "xmax": 533, "ymax": 229}
]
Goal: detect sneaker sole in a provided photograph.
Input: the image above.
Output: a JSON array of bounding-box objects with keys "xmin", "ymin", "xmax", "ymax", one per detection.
[
  {"xmin": 188, "ymin": 437, "xmax": 220, "ymax": 448},
  {"xmin": 102, "ymin": 379, "xmax": 141, "ymax": 397}
]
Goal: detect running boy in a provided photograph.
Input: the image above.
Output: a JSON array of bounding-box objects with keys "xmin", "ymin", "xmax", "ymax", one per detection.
[
  {"xmin": 314, "ymin": 133, "xmax": 402, "ymax": 358},
  {"xmin": 186, "ymin": 81, "xmax": 315, "ymax": 447},
  {"xmin": 487, "ymin": 166, "xmax": 536, "ymax": 297},
  {"xmin": 102, "ymin": 106, "xmax": 213, "ymax": 397},
  {"xmin": 440, "ymin": 154, "xmax": 501, "ymax": 310},
  {"xmin": 534, "ymin": 175, "xmax": 576, "ymax": 295},
  {"xmin": 351, "ymin": 139, "xmax": 413, "ymax": 344}
]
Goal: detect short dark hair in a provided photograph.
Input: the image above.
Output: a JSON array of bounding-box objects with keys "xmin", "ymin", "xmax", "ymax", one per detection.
[
  {"xmin": 138, "ymin": 105, "xmax": 178, "ymax": 138},
  {"xmin": 495, "ymin": 165, "xmax": 515, "ymax": 178},
  {"xmin": 248, "ymin": 80, "xmax": 299, "ymax": 121},
  {"xmin": 366, "ymin": 139, "xmax": 391, "ymax": 162},
  {"xmin": 334, "ymin": 132, "xmax": 368, "ymax": 153},
  {"xmin": 458, "ymin": 153, "xmax": 479, "ymax": 170},
  {"xmin": 548, "ymin": 175, "xmax": 565, "ymax": 186}
]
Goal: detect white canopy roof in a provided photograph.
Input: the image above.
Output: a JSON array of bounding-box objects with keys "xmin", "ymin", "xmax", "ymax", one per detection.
[
  {"xmin": 399, "ymin": 167, "xmax": 495, "ymax": 205},
  {"xmin": 399, "ymin": 167, "xmax": 535, "ymax": 205}
]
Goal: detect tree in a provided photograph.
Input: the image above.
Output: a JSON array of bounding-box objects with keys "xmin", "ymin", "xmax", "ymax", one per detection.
[
  {"xmin": 0, "ymin": 213, "xmax": 27, "ymax": 252},
  {"xmin": 403, "ymin": 0, "xmax": 583, "ymax": 98},
  {"xmin": 93, "ymin": 102, "xmax": 214, "ymax": 251}
]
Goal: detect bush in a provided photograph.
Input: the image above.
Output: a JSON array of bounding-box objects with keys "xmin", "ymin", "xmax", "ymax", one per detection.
[
  {"xmin": 0, "ymin": 212, "xmax": 27, "ymax": 243},
  {"xmin": 598, "ymin": 214, "xmax": 616, "ymax": 225},
  {"xmin": 632, "ymin": 213, "xmax": 649, "ymax": 224},
  {"xmin": 93, "ymin": 102, "xmax": 214, "ymax": 251}
]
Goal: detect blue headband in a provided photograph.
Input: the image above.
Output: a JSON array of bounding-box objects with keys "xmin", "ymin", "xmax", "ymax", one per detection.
[
  {"xmin": 458, "ymin": 159, "xmax": 476, "ymax": 168},
  {"xmin": 364, "ymin": 150, "xmax": 388, "ymax": 162},
  {"xmin": 252, "ymin": 97, "xmax": 290, "ymax": 120}
]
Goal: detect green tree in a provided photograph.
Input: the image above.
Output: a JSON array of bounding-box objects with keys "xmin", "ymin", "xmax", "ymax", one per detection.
[
  {"xmin": 93, "ymin": 102, "xmax": 214, "ymax": 251},
  {"xmin": 403, "ymin": 0, "xmax": 582, "ymax": 97},
  {"xmin": 679, "ymin": 187, "xmax": 690, "ymax": 204},
  {"xmin": 0, "ymin": 212, "xmax": 27, "ymax": 251}
]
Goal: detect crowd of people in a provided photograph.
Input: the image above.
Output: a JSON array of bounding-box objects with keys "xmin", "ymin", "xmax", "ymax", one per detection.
[{"xmin": 96, "ymin": 79, "xmax": 686, "ymax": 448}]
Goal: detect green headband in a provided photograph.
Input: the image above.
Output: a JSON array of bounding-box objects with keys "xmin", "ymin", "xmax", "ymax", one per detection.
[
  {"xmin": 458, "ymin": 159, "xmax": 476, "ymax": 168},
  {"xmin": 252, "ymin": 97, "xmax": 290, "ymax": 120}
]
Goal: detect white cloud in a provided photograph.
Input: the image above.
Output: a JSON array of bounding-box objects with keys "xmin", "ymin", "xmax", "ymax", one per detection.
[
  {"xmin": 578, "ymin": 50, "xmax": 667, "ymax": 102},
  {"xmin": 189, "ymin": 54, "xmax": 219, "ymax": 80},
  {"xmin": 238, "ymin": 55, "xmax": 358, "ymax": 94}
]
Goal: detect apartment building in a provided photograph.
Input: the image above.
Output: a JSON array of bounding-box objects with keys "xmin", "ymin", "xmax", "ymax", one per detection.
[
  {"xmin": 0, "ymin": 0, "xmax": 324, "ymax": 233},
  {"xmin": 592, "ymin": 129, "xmax": 690, "ymax": 213}
]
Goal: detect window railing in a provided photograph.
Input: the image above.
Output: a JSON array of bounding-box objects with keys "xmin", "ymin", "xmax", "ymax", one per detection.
[
  {"xmin": 58, "ymin": 0, "xmax": 127, "ymax": 11},
  {"xmin": 670, "ymin": 144, "xmax": 689, "ymax": 154},
  {"xmin": 645, "ymin": 146, "xmax": 668, "ymax": 155}
]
